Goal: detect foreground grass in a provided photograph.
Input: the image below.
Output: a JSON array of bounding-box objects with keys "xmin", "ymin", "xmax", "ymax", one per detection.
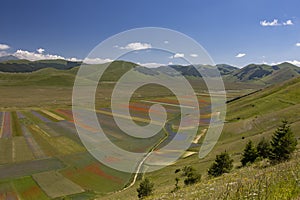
[{"xmin": 148, "ymin": 151, "xmax": 300, "ymax": 200}]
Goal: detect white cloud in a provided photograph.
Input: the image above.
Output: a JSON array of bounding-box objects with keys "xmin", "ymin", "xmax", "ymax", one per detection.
[
  {"xmin": 83, "ymin": 57, "xmax": 113, "ymax": 64},
  {"xmin": 164, "ymin": 40, "xmax": 169, "ymax": 44},
  {"xmin": 170, "ymin": 53, "xmax": 185, "ymax": 59},
  {"xmin": 236, "ymin": 53, "xmax": 246, "ymax": 58},
  {"xmin": 288, "ymin": 60, "xmax": 300, "ymax": 66},
  {"xmin": 13, "ymin": 49, "xmax": 65, "ymax": 61},
  {"xmin": 260, "ymin": 19, "xmax": 293, "ymax": 26},
  {"xmin": 2, "ymin": 48, "xmax": 112, "ymax": 64},
  {"xmin": 190, "ymin": 53, "xmax": 198, "ymax": 57},
  {"xmin": 283, "ymin": 19, "xmax": 293, "ymax": 26},
  {"xmin": 68, "ymin": 57, "xmax": 82, "ymax": 62},
  {"xmin": 119, "ymin": 42, "xmax": 152, "ymax": 50},
  {"xmin": 263, "ymin": 60, "xmax": 300, "ymax": 67},
  {"xmin": 260, "ymin": 19, "xmax": 280, "ymax": 26},
  {"xmin": 295, "ymin": 43, "xmax": 300, "ymax": 47},
  {"xmin": 138, "ymin": 62, "xmax": 165, "ymax": 68},
  {"xmin": 36, "ymin": 48, "xmax": 45, "ymax": 54},
  {"xmin": 0, "ymin": 44, "xmax": 10, "ymax": 50}
]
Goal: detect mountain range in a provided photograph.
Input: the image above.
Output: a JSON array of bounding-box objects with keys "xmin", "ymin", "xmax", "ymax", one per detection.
[
  {"xmin": 0, "ymin": 56, "xmax": 299, "ymax": 86},
  {"xmin": 0, "ymin": 58, "xmax": 82, "ymax": 73}
]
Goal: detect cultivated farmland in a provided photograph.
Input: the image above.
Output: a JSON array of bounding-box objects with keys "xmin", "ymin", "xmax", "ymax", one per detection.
[{"xmin": 33, "ymin": 171, "xmax": 84, "ymax": 198}]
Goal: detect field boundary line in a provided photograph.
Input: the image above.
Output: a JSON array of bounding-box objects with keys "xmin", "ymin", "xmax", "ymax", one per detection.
[
  {"xmin": 96, "ymin": 109, "xmax": 164, "ymax": 126},
  {"xmin": 12, "ymin": 138, "xmax": 15, "ymax": 162},
  {"xmin": 0, "ymin": 112, "xmax": 4, "ymax": 138},
  {"xmin": 33, "ymin": 125, "xmax": 51, "ymax": 137},
  {"xmin": 141, "ymin": 100, "xmax": 196, "ymax": 109},
  {"xmin": 40, "ymin": 110, "xmax": 65, "ymax": 121}
]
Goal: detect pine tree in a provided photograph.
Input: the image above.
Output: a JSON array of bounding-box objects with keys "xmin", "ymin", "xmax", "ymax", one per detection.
[
  {"xmin": 137, "ymin": 178, "xmax": 154, "ymax": 199},
  {"xmin": 270, "ymin": 120, "xmax": 297, "ymax": 162},
  {"xmin": 208, "ymin": 151, "xmax": 233, "ymax": 177},
  {"xmin": 241, "ymin": 140, "xmax": 258, "ymax": 166},
  {"xmin": 256, "ymin": 137, "xmax": 271, "ymax": 159}
]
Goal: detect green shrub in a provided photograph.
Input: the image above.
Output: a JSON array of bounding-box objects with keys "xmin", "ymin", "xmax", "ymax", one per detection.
[
  {"xmin": 181, "ymin": 166, "xmax": 201, "ymax": 185},
  {"xmin": 184, "ymin": 172, "xmax": 201, "ymax": 185},
  {"xmin": 208, "ymin": 151, "xmax": 233, "ymax": 177},
  {"xmin": 171, "ymin": 177, "xmax": 180, "ymax": 193},
  {"xmin": 137, "ymin": 178, "xmax": 154, "ymax": 199}
]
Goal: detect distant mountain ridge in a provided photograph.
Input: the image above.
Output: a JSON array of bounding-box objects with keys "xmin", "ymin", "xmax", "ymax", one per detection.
[
  {"xmin": 0, "ymin": 55, "xmax": 299, "ymax": 86},
  {"xmin": 149, "ymin": 64, "xmax": 238, "ymax": 77},
  {"xmin": 224, "ymin": 62, "xmax": 300, "ymax": 85},
  {"xmin": 136, "ymin": 62, "xmax": 300, "ymax": 85},
  {"xmin": 0, "ymin": 55, "xmax": 19, "ymax": 62},
  {"xmin": 0, "ymin": 58, "xmax": 82, "ymax": 72}
]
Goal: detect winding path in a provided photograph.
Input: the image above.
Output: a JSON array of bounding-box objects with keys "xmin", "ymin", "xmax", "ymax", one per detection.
[{"xmin": 118, "ymin": 121, "xmax": 170, "ymax": 192}]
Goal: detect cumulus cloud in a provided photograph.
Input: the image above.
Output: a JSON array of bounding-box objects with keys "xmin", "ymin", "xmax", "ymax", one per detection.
[
  {"xmin": 283, "ymin": 19, "xmax": 293, "ymax": 25},
  {"xmin": 0, "ymin": 46, "xmax": 113, "ymax": 64},
  {"xmin": 119, "ymin": 42, "xmax": 152, "ymax": 50},
  {"xmin": 37, "ymin": 48, "xmax": 45, "ymax": 54},
  {"xmin": 0, "ymin": 44, "xmax": 10, "ymax": 50},
  {"xmin": 260, "ymin": 19, "xmax": 293, "ymax": 26},
  {"xmin": 267, "ymin": 60, "xmax": 300, "ymax": 67},
  {"xmin": 260, "ymin": 19, "xmax": 280, "ymax": 26},
  {"xmin": 170, "ymin": 53, "xmax": 184, "ymax": 59},
  {"xmin": 68, "ymin": 57, "xmax": 82, "ymax": 62},
  {"xmin": 288, "ymin": 60, "xmax": 300, "ymax": 66},
  {"xmin": 236, "ymin": 53, "xmax": 246, "ymax": 58},
  {"xmin": 83, "ymin": 57, "xmax": 113, "ymax": 64},
  {"xmin": 13, "ymin": 49, "xmax": 65, "ymax": 61},
  {"xmin": 137, "ymin": 62, "xmax": 165, "ymax": 68},
  {"xmin": 164, "ymin": 40, "xmax": 169, "ymax": 44},
  {"xmin": 295, "ymin": 43, "xmax": 300, "ymax": 47},
  {"xmin": 190, "ymin": 53, "xmax": 198, "ymax": 57}
]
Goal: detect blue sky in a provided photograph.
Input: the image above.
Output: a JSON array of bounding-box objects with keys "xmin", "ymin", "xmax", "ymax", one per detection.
[{"xmin": 1, "ymin": 0, "xmax": 300, "ymax": 67}]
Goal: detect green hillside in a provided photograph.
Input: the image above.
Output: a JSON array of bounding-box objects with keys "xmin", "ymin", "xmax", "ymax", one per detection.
[
  {"xmin": 0, "ymin": 59, "xmax": 82, "ymax": 72},
  {"xmin": 0, "ymin": 58, "xmax": 299, "ymax": 88},
  {"xmin": 0, "ymin": 60, "xmax": 139, "ymax": 86},
  {"xmin": 104, "ymin": 76, "xmax": 300, "ymax": 200}
]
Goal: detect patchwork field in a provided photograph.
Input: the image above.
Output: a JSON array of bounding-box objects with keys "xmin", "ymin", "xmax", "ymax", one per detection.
[
  {"xmin": 12, "ymin": 176, "xmax": 49, "ymax": 200},
  {"xmin": 0, "ymin": 89, "xmax": 220, "ymax": 199},
  {"xmin": 0, "ymin": 99, "xmax": 193, "ymax": 199},
  {"xmin": 33, "ymin": 171, "xmax": 84, "ymax": 198},
  {"xmin": 0, "ymin": 79, "xmax": 290, "ymax": 200}
]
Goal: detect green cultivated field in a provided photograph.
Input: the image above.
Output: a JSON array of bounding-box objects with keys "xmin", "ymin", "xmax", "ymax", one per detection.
[
  {"xmin": 33, "ymin": 171, "xmax": 84, "ymax": 198},
  {"xmin": 0, "ymin": 61, "xmax": 299, "ymax": 199}
]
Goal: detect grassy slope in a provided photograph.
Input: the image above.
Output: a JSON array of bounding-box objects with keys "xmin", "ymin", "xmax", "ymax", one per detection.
[
  {"xmin": 0, "ymin": 60, "xmax": 262, "ymax": 109},
  {"xmin": 149, "ymin": 151, "xmax": 300, "ymax": 200},
  {"xmin": 103, "ymin": 76, "xmax": 300, "ymax": 200},
  {"xmin": 0, "ymin": 61, "xmax": 137, "ymax": 109}
]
